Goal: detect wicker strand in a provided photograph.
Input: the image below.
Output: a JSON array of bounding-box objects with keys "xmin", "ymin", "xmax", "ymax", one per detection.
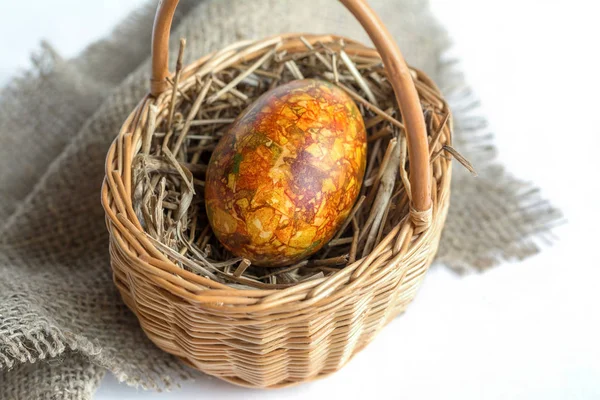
[{"xmin": 410, "ymin": 205, "xmax": 433, "ymax": 234}]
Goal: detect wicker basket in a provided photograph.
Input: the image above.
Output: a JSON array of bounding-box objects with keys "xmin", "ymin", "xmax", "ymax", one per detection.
[{"xmin": 101, "ymin": 0, "xmax": 452, "ymax": 388}]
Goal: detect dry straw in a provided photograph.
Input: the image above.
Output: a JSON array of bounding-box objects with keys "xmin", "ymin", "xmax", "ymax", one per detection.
[{"xmin": 101, "ymin": 0, "xmax": 461, "ymax": 388}]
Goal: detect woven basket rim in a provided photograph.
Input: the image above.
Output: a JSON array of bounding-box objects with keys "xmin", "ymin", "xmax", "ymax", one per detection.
[{"xmin": 101, "ymin": 34, "xmax": 452, "ymax": 313}]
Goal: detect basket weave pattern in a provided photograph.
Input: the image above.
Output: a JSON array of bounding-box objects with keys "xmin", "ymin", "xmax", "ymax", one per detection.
[{"xmin": 102, "ymin": 0, "xmax": 452, "ymax": 389}]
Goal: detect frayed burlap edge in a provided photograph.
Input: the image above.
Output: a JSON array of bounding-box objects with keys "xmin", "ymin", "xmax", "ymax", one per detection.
[{"xmin": 434, "ymin": 49, "xmax": 562, "ymax": 272}]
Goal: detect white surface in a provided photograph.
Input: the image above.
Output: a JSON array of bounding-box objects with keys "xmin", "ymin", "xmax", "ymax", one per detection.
[{"xmin": 1, "ymin": 0, "xmax": 599, "ymax": 399}]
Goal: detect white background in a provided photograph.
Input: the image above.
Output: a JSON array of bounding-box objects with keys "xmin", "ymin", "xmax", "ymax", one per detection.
[{"xmin": 1, "ymin": 0, "xmax": 599, "ymax": 399}]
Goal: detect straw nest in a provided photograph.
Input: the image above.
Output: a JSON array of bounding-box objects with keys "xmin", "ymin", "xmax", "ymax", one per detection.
[{"xmin": 130, "ymin": 37, "xmax": 469, "ymax": 289}]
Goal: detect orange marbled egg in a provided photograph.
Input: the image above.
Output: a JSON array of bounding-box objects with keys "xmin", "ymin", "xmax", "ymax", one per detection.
[{"xmin": 205, "ymin": 79, "xmax": 366, "ymax": 267}]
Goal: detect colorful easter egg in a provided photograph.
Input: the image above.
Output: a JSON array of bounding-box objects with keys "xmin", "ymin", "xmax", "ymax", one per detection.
[{"xmin": 205, "ymin": 79, "xmax": 366, "ymax": 267}]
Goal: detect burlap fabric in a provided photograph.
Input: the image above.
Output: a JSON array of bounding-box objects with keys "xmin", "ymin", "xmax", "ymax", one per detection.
[{"xmin": 0, "ymin": 0, "xmax": 560, "ymax": 398}]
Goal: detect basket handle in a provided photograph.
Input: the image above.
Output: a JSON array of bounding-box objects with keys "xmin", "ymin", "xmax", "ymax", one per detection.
[{"xmin": 150, "ymin": 0, "xmax": 432, "ymax": 213}]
